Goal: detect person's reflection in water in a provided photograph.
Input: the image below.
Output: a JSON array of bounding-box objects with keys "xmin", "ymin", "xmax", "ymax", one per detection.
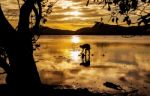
[{"xmin": 79, "ymin": 44, "xmax": 91, "ymax": 67}]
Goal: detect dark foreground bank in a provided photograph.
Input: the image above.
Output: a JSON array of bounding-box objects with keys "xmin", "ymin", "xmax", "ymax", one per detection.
[{"xmin": 0, "ymin": 82, "xmax": 143, "ymax": 96}]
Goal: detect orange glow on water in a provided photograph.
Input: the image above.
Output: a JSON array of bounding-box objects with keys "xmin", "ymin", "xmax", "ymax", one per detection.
[
  {"xmin": 70, "ymin": 50, "xmax": 80, "ymax": 62},
  {"xmin": 71, "ymin": 36, "xmax": 80, "ymax": 43}
]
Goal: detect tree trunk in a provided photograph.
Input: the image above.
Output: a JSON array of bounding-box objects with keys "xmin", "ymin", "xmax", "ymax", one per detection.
[
  {"xmin": 7, "ymin": 33, "xmax": 41, "ymax": 95},
  {"xmin": 0, "ymin": 1, "xmax": 41, "ymax": 95}
]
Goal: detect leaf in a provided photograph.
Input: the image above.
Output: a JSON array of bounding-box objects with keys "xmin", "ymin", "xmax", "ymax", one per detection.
[
  {"xmin": 42, "ymin": 4, "xmax": 45, "ymax": 7},
  {"xmin": 119, "ymin": 3, "xmax": 126, "ymax": 14},
  {"xmin": 127, "ymin": 19, "xmax": 131, "ymax": 25},
  {"xmin": 86, "ymin": 0, "xmax": 90, "ymax": 6},
  {"xmin": 116, "ymin": 17, "xmax": 119, "ymax": 23},
  {"xmin": 131, "ymin": 0, "xmax": 138, "ymax": 10},
  {"xmin": 123, "ymin": 16, "xmax": 129, "ymax": 22},
  {"xmin": 119, "ymin": 11, "xmax": 123, "ymax": 14},
  {"xmin": 108, "ymin": 2, "xmax": 112, "ymax": 4},
  {"xmin": 48, "ymin": 5, "xmax": 53, "ymax": 8},
  {"xmin": 35, "ymin": 44, "xmax": 40, "ymax": 48},
  {"xmin": 123, "ymin": 18, "xmax": 126, "ymax": 22},
  {"xmin": 113, "ymin": 0, "xmax": 119, "ymax": 5},
  {"xmin": 108, "ymin": 5, "xmax": 111, "ymax": 11},
  {"xmin": 42, "ymin": 18, "xmax": 47, "ymax": 24},
  {"xmin": 112, "ymin": 18, "xmax": 114, "ymax": 22}
]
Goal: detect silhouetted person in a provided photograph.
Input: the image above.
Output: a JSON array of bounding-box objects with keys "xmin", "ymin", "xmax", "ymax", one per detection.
[{"xmin": 80, "ymin": 44, "xmax": 91, "ymax": 56}]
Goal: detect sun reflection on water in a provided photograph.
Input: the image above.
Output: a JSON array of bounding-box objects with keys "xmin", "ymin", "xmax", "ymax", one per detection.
[
  {"xmin": 71, "ymin": 36, "xmax": 80, "ymax": 43},
  {"xmin": 70, "ymin": 50, "xmax": 80, "ymax": 62}
]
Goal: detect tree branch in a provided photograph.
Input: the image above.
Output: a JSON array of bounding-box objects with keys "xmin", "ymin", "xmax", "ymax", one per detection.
[
  {"xmin": 0, "ymin": 6, "xmax": 16, "ymax": 45},
  {"xmin": 32, "ymin": 0, "xmax": 42, "ymax": 40},
  {"xmin": 17, "ymin": 0, "xmax": 36, "ymax": 33}
]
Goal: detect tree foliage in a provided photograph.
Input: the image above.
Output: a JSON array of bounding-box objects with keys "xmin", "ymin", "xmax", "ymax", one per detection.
[{"xmin": 87, "ymin": 0, "xmax": 150, "ymax": 26}]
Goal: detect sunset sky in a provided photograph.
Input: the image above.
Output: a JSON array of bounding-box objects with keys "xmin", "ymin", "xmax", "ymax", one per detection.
[{"xmin": 0, "ymin": 0, "xmax": 150, "ymax": 30}]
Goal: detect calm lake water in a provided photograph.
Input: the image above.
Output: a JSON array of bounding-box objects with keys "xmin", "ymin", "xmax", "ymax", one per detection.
[{"xmin": 35, "ymin": 35, "xmax": 150, "ymax": 94}]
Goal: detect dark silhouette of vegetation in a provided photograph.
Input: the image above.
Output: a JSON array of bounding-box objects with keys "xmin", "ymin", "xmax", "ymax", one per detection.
[
  {"xmin": 0, "ymin": 0, "xmax": 149, "ymax": 95},
  {"xmin": 0, "ymin": 0, "xmax": 58, "ymax": 95},
  {"xmin": 0, "ymin": 83, "xmax": 140, "ymax": 96},
  {"xmin": 86, "ymin": 0, "xmax": 150, "ymax": 30}
]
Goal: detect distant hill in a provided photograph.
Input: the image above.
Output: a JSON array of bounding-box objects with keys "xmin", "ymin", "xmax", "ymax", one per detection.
[
  {"xmin": 39, "ymin": 27, "xmax": 75, "ymax": 35},
  {"xmin": 40, "ymin": 23, "xmax": 150, "ymax": 35}
]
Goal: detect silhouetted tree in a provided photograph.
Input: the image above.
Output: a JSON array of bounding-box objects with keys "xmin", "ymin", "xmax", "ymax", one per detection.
[
  {"xmin": 87, "ymin": 0, "xmax": 150, "ymax": 27},
  {"xmin": 0, "ymin": 0, "xmax": 56, "ymax": 95}
]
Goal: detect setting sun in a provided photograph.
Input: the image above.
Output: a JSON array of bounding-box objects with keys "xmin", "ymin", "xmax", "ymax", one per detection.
[
  {"xmin": 64, "ymin": 10, "xmax": 82, "ymax": 16},
  {"xmin": 70, "ymin": 11, "xmax": 81, "ymax": 16}
]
